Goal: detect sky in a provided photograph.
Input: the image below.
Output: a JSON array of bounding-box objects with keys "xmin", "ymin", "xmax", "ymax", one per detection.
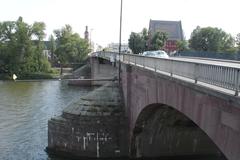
[{"xmin": 0, "ymin": 0, "xmax": 240, "ymax": 47}]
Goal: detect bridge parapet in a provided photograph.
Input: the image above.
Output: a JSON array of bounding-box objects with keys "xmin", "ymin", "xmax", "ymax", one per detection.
[{"xmin": 94, "ymin": 51, "xmax": 240, "ymax": 96}]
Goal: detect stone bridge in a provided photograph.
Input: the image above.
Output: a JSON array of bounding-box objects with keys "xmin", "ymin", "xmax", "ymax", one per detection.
[{"xmin": 94, "ymin": 52, "xmax": 240, "ymax": 160}]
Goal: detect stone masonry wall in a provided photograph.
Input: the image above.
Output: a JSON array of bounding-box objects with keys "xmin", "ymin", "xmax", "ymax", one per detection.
[
  {"xmin": 47, "ymin": 79, "xmax": 128, "ymax": 158},
  {"xmin": 47, "ymin": 115, "xmax": 126, "ymax": 158}
]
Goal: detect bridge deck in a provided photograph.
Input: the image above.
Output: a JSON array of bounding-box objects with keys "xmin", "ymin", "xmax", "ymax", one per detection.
[
  {"xmin": 171, "ymin": 57, "xmax": 240, "ymax": 69},
  {"xmin": 95, "ymin": 51, "xmax": 240, "ymax": 96}
]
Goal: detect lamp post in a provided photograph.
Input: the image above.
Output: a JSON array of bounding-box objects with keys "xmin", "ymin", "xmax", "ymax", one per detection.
[
  {"xmin": 118, "ymin": 0, "xmax": 123, "ymax": 85},
  {"xmin": 90, "ymin": 28, "xmax": 93, "ymax": 51}
]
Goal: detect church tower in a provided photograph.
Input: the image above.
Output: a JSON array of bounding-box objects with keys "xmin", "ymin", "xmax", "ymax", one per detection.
[{"xmin": 84, "ymin": 26, "xmax": 89, "ymax": 42}]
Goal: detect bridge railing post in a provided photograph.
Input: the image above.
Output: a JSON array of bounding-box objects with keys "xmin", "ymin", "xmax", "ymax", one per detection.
[
  {"xmin": 235, "ymin": 69, "xmax": 240, "ymax": 96},
  {"xmin": 154, "ymin": 58, "xmax": 157, "ymax": 72},
  {"xmin": 143, "ymin": 57, "xmax": 145, "ymax": 68},
  {"xmin": 194, "ymin": 63, "xmax": 199, "ymax": 83},
  {"xmin": 170, "ymin": 60, "xmax": 173, "ymax": 76}
]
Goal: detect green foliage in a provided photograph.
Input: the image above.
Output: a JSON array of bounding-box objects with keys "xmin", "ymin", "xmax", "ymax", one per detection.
[
  {"xmin": 142, "ymin": 28, "xmax": 148, "ymax": 41},
  {"xmin": 128, "ymin": 32, "xmax": 146, "ymax": 54},
  {"xmin": 128, "ymin": 28, "xmax": 149, "ymax": 54},
  {"xmin": 0, "ymin": 17, "xmax": 51, "ymax": 76},
  {"xmin": 236, "ymin": 33, "xmax": 240, "ymax": 46},
  {"xmin": 128, "ymin": 28, "xmax": 168, "ymax": 54},
  {"xmin": 0, "ymin": 74, "xmax": 11, "ymax": 80},
  {"xmin": 19, "ymin": 72, "xmax": 58, "ymax": 79},
  {"xmin": 149, "ymin": 32, "xmax": 167, "ymax": 50},
  {"xmin": 236, "ymin": 33, "xmax": 240, "ymax": 53},
  {"xmin": 189, "ymin": 26, "xmax": 235, "ymax": 53},
  {"xmin": 176, "ymin": 40, "xmax": 188, "ymax": 51},
  {"xmin": 32, "ymin": 22, "xmax": 46, "ymax": 40},
  {"xmin": 48, "ymin": 68, "xmax": 60, "ymax": 74},
  {"xmin": 54, "ymin": 25, "xmax": 90, "ymax": 64},
  {"xmin": 49, "ymin": 34, "xmax": 56, "ymax": 63}
]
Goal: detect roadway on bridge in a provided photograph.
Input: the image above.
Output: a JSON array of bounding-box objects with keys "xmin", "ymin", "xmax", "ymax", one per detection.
[{"xmin": 171, "ymin": 57, "xmax": 240, "ymax": 68}]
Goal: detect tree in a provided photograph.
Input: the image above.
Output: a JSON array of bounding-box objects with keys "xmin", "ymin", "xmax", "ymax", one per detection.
[
  {"xmin": 236, "ymin": 33, "xmax": 240, "ymax": 52},
  {"xmin": 54, "ymin": 25, "xmax": 90, "ymax": 74},
  {"xmin": 32, "ymin": 22, "xmax": 46, "ymax": 40},
  {"xmin": 236, "ymin": 33, "xmax": 240, "ymax": 45},
  {"xmin": 32, "ymin": 22, "xmax": 47, "ymax": 71},
  {"xmin": 176, "ymin": 40, "xmax": 188, "ymax": 52},
  {"xmin": 189, "ymin": 26, "xmax": 235, "ymax": 53},
  {"xmin": 0, "ymin": 17, "xmax": 51, "ymax": 75},
  {"xmin": 128, "ymin": 28, "xmax": 151, "ymax": 54},
  {"xmin": 141, "ymin": 28, "xmax": 148, "ymax": 50},
  {"xmin": 49, "ymin": 34, "xmax": 56, "ymax": 64},
  {"xmin": 0, "ymin": 21, "xmax": 16, "ymax": 73},
  {"xmin": 128, "ymin": 28, "xmax": 150, "ymax": 54},
  {"xmin": 128, "ymin": 32, "xmax": 145, "ymax": 54},
  {"xmin": 128, "ymin": 28, "xmax": 168, "ymax": 54},
  {"xmin": 149, "ymin": 31, "xmax": 168, "ymax": 50}
]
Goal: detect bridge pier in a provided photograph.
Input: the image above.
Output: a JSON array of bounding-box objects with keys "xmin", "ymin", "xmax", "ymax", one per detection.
[{"xmin": 46, "ymin": 57, "xmax": 128, "ymax": 159}]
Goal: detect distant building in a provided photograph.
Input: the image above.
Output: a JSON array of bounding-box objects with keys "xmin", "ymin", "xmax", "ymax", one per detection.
[
  {"xmin": 149, "ymin": 20, "xmax": 184, "ymax": 52},
  {"xmin": 42, "ymin": 49, "xmax": 51, "ymax": 59},
  {"xmin": 32, "ymin": 40, "xmax": 52, "ymax": 59},
  {"xmin": 107, "ymin": 43, "xmax": 129, "ymax": 53},
  {"xmin": 43, "ymin": 41, "xmax": 55, "ymax": 60}
]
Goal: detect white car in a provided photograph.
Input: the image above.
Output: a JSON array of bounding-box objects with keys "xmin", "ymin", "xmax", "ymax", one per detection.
[{"xmin": 143, "ymin": 50, "xmax": 169, "ymax": 58}]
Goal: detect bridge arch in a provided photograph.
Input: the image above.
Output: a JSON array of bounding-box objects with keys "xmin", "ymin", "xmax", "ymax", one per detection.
[{"xmin": 131, "ymin": 103, "xmax": 227, "ymax": 159}]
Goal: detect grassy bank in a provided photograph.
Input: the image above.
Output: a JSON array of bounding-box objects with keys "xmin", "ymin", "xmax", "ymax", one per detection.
[
  {"xmin": 0, "ymin": 68, "xmax": 60, "ymax": 80},
  {"xmin": 19, "ymin": 72, "xmax": 60, "ymax": 80}
]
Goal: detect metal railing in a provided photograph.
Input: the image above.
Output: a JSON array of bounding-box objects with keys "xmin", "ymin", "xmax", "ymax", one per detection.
[{"xmin": 94, "ymin": 51, "xmax": 240, "ymax": 96}]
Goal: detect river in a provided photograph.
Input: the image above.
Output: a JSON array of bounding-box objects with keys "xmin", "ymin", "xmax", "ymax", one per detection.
[
  {"xmin": 0, "ymin": 80, "xmax": 226, "ymax": 160},
  {"xmin": 0, "ymin": 80, "xmax": 92, "ymax": 160}
]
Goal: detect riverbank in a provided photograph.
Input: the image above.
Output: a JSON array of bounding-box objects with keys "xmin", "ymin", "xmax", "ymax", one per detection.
[
  {"xmin": 0, "ymin": 73, "xmax": 60, "ymax": 80},
  {"xmin": 0, "ymin": 69, "xmax": 60, "ymax": 80}
]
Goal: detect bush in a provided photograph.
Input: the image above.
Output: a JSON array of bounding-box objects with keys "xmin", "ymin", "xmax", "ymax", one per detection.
[
  {"xmin": 0, "ymin": 74, "xmax": 11, "ymax": 80},
  {"xmin": 39, "ymin": 58, "xmax": 52, "ymax": 72},
  {"xmin": 47, "ymin": 68, "xmax": 60, "ymax": 74},
  {"xmin": 18, "ymin": 72, "xmax": 58, "ymax": 80}
]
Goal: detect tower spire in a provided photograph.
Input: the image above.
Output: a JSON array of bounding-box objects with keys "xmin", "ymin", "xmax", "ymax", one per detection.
[{"xmin": 84, "ymin": 26, "xmax": 89, "ymax": 42}]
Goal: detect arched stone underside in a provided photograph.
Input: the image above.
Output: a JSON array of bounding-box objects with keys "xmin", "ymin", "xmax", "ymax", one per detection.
[{"xmin": 131, "ymin": 104, "xmax": 227, "ymax": 159}]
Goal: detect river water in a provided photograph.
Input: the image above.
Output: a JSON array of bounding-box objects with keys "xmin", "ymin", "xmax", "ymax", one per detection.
[
  {"xmin": 0, "ymin": 80, "xmax": 92, "ymax": 160},
  {"xmin": 0, "ymin": 81, "xmax": 226, "ymax": 160}
]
